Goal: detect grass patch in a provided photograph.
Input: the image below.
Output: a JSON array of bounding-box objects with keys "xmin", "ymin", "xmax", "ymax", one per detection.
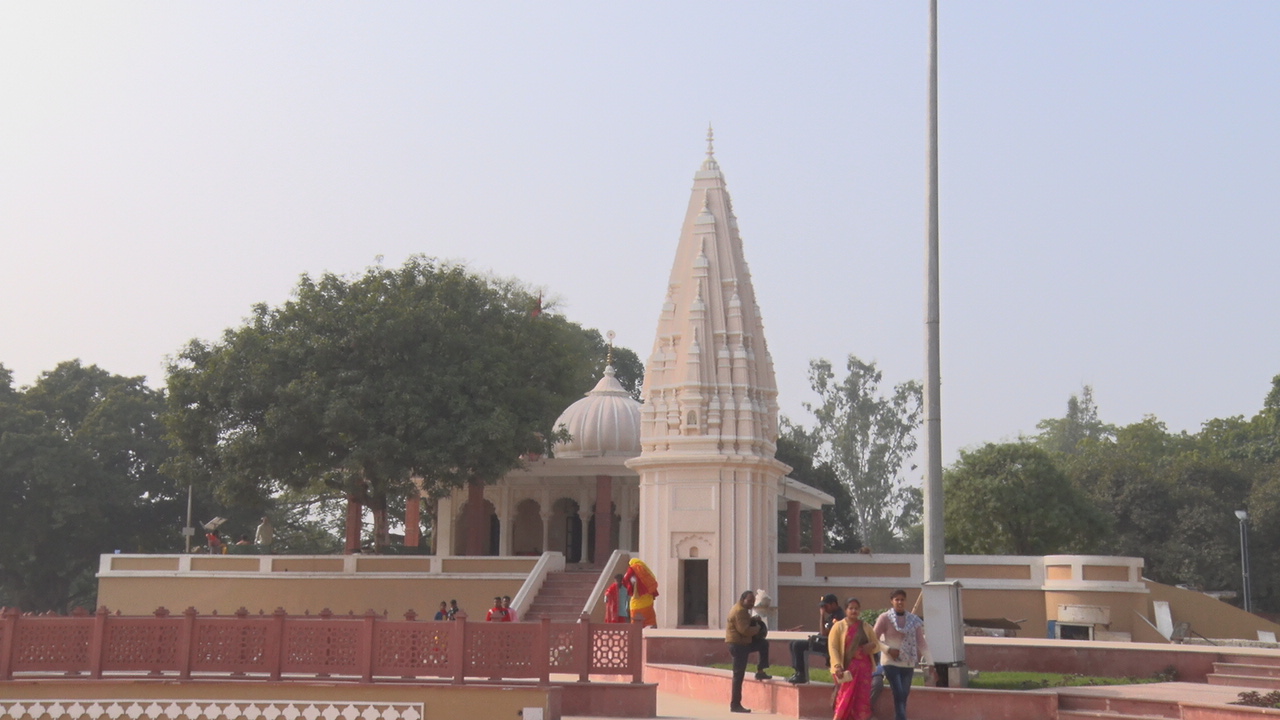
[
  {"xmin": 969, "ymin": 671, "xmax": 1166, "ymax": 690},
  {"xmin": 706, "ymin": 665, "xmax": 1171, "ymax": 690}
]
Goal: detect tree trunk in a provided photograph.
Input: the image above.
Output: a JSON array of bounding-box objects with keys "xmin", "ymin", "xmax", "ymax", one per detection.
[
  {"xmin": 372, "ymin": 502, "xmax": 388, "ymax": 553},
  {"xmin": 344, "ymin": 494, "xmax": 363, "ymax": 554}
]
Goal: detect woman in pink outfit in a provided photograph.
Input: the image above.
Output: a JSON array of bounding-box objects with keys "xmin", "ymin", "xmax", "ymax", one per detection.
[{"xmin": 827, "ymin": 598, "xmax": 881, "ymax": 720}]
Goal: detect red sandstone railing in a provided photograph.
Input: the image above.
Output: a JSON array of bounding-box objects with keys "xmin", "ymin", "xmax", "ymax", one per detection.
[{"xmin": 0, "ymin": 606, "xmax": 643, "ymax": 684}]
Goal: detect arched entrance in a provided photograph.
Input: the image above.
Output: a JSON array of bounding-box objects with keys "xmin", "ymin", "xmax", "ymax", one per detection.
[
  {"xmin": 453, "ymin": 498, "xmax": 498, "ymax": 556},
  {"xmin": 511, "ymin": 499, "xmax": 543, "ymax": 555},
  {"xmin": 549, "ymin": 498, "xmax": 582, "ymax": 563}
]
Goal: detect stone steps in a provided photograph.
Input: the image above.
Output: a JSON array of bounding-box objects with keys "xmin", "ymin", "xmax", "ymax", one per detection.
[
  {"xmin": 1056, "ymin": 693, "xmax": 1180, "ymax": 719},
  {"xmin": 523, "ymin": 569, "xmax": 602, "ymax": 622},
  {"xmin": 1213, "ymin": 661, "xmax": 1280, "ymax": 679},
  {"xmin": 1207, "ymin": 673, "xmax": 1280, "ymax": 690},
  {"xmin": 1058, "ymin": 712, "xmax": 1170, "ymax": 720}
]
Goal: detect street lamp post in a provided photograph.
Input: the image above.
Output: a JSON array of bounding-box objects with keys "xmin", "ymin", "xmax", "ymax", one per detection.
[{"xmin": 1235, "ymin": 509, "xmax": 1252, "ymax": 614}]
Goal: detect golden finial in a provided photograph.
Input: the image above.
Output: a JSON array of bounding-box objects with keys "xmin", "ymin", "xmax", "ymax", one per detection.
[
  {"xmin": 706, "ymin": 124, "xmax": 715, "ymax": 158},
  {"xmin": 606, "ymin": 330, "xmax": 616, "ymax": 366}
]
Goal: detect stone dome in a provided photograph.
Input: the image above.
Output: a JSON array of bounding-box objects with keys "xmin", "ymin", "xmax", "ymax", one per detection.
[{"xmin": 552, "ymin": 366, "xmax": 642, "ymax": 458}]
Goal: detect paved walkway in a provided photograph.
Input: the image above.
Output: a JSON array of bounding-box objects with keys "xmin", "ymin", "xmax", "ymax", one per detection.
[
  {"xmin": 567, "ymin": 689, "xmax": 791, "ymax": 720},
  {"xmin": 1053, "ymin": 680, "xmax": 1246, "ymax": 705},
  {"xmin": 567, "ymin": 680, "xmax": 1255, "ymax": 720}
]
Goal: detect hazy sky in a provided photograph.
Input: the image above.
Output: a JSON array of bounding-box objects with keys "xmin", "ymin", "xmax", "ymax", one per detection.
[{"xmin": 2, "ymin": 2, "xmax": 1278, "ymax": 465}]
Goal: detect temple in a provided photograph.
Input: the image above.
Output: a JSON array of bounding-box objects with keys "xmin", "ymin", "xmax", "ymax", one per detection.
[{"xmin": 430, "ymin": 129, "xmax": 832, "ymax": 627}]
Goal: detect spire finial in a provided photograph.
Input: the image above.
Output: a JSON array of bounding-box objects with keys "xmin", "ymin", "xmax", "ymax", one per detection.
[
  {"xmin": 706, "ymin": 124, "xmax": 715, "ymax": 158},
  {"xmin": 605, "ymin": 330, "xmax": 616, "ymax": 366}
]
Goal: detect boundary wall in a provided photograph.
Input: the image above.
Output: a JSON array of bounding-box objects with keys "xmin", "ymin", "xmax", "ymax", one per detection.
[{"xmin": 97, "ymin": 554, "xmax": 541, "ymax": 619}]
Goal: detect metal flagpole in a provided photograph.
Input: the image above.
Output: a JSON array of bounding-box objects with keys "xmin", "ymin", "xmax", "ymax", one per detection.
[{"xmin": 921, "ymin": 0, "xmax": 967, "ymax": 686}]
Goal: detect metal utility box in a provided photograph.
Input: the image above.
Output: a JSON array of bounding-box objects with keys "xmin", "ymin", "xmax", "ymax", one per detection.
[{"xmin": 922, "ymin": 580, "xmax": 965, "ymax": 664}]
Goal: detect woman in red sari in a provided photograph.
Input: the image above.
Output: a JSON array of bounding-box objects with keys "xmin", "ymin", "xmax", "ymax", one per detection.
[{"xmin": 827, "ymin": 597, "xmax": 882, "ymax": 720}]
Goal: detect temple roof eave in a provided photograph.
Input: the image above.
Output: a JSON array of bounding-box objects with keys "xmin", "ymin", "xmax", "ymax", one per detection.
[
  {"xmin": 780, "ymin": 476, "xmax": 835, "ymax": 510},
  {"xmin": 510, "ymin": 456, "xmax": 640, "ymax": 478}
]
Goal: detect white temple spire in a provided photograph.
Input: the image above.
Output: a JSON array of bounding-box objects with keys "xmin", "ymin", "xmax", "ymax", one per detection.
[{"xmin": 629, "ymin": 133, "xmax": 788, "ymax": 630}]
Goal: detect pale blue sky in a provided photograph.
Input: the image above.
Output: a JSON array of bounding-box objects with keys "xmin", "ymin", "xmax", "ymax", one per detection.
[{"xmin": 2, "ymin": 2, "xmax": 1278, "ymax": 465}]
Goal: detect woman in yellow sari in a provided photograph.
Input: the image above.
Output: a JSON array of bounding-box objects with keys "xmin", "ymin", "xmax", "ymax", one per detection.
[{"xmin": 827, "ymin": 597, "xmax": 881, "ymax": 720}]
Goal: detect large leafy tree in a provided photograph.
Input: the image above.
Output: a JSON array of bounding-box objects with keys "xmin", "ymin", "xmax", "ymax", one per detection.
[
  {"xmin": 164, "ymin": 257, "xmax": 612, "ymax": 550},
  {"xmin": 785, "ymin": 356, "xmax": 922, "ymax": 551},
  {"xmin": 944, "ymin": 442, "xmax": 1103, "ymax": 555},
  {"xmin": 0, "ymin": 361, "xmax": 182, "ymax": 611}
]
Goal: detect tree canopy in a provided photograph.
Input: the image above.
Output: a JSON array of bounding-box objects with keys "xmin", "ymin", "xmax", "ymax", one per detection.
[
  {"xmin": 0, "ymin": 361, "xmax": 181, "ymax": 611},
  {"xmin": 164, "ymin": 257, "xmax": 622, "ymax": 545},
  {"xmin": 784, "ymin": 356, "xmax": 923, "ymax": 551},
  {"xmin": 943, "ymin": 442, "xmax": 1103, "ymax": 555}
]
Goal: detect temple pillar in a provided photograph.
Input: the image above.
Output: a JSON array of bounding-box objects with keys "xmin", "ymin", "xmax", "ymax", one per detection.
[
  {"xmin": 498, "ymin": 491, "xmax": 512, "ymax": 557},
  {"xmin": 594, "ymin": 475, "xmax": 614, "ymax": 561},
  {"xmin": 540, "ymin": 511, "xmax": 551, "ymax": 556},
  {"xmin": 578, "ymin": 509, "xmax": 591, "ymax": 564},
  {"xmin": 809, "ymin": 509, "xmax": 824, "ymax": 554},
  {"xmin": 786, "ymin": 500, "xmax": 801, "ymax": 553},
  {"xmin": 466, "ymin": 480, "xmax": 487, "ymax": 556},
  {"xmin": 436, "ymin": 495, "xmax": 454, "ymax": 556}
]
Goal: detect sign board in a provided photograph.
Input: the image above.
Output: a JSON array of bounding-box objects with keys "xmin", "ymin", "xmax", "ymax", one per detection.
[{"xmin": 1058, "ymin": 604, "xmax": 1110, "ymax": 626}]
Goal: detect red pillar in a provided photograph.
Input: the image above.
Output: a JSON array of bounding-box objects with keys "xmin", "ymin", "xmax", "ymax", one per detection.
[
  {"xmin": 405, "ymin": 492, "xmax": 421, "ymax": 548},
  {"xmin": 594, "ymin": 475, "xmax": 614, "ymax": 563},
  {"xmin": 809, "ymin": 509, "xmax": 824, "ymax": 554},
  {"xmin": 466, "ymin": 480, "xmax": 487, "ymax": 556},
  {"xmin": 786, "ymin": 500, "xmax": 801, "ymax": 553},
  {"xmin": 344, "ymin": 495, "xmax": 363, "ymax": 554}
]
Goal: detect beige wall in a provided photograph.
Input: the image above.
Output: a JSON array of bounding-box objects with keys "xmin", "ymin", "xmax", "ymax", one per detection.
[
  {"xmin": 1146, "ymin": 579, "xmax": 1280, "ymax": 641},
  {"xmin": 98, "ymin": 576, "xmax": 523, "ymax": 618}
]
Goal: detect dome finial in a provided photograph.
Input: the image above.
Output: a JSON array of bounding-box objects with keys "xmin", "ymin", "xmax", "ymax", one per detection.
[
  {"xmin": 706, "ymin": 123, "xmax": 715, "ymax": 158},
  {"xmin": 606, "ymin": 330, "xmax": 616, "ymax": 366}
]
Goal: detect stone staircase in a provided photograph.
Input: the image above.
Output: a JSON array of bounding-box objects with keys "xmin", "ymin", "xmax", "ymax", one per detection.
[
  {"xmin": 522, "ymin": 565, "xmax": 601, "ymax": 622},
  {"xmin": 1207, "ymin": 652, "xmax": 1280, "ymax": 690},
  {"xmin": 1056, "ymin": 693, "xmax": 1180, "ymax": 720}
]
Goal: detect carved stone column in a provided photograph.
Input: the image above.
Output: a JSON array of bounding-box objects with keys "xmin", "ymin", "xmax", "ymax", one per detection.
[
  {"xmin": 594, "ymin": 475, "xmax": 614, "ymax": 561},
  {"xmin": 786, "ymin": 500, "xmax": 801, "ymax": 553},
  {"xmin": 809, "ymin": 509, "xmax": 824, "ymax": 554}
]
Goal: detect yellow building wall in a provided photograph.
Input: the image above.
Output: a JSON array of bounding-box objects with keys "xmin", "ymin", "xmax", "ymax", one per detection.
[{"xmin": 97, "ymin": 575, "xmax": 522, "ymax": 618}]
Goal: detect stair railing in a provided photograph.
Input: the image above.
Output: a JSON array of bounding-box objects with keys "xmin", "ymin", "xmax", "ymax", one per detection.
[
  {"xmin": 578, "ymin": 549, "xmax": 631, "ymax": 622},
  {"xmin": 512, "ymin": 551, "xmax": 565, "ymax": 621}
]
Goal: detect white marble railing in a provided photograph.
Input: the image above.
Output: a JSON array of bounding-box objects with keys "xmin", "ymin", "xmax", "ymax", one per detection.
[{"xmin": 511, "ymin": 552, "xmax": 567, "ymax": 618}]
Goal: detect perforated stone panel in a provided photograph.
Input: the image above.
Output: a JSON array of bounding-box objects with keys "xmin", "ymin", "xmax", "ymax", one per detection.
[
  {"xmin": 283, "ymin": 622, "xmax": 361, "ymax": 674},
  {"xmin": 589, "ymin": 627, "xmax": 632, "ymax": 672},
  {"xmin": 12, "ymin": 620, "xmax": 92, "ymax": 670},
  {"xmin": 372, "ymin": 623, "xmax": 449, "ymax": 676},
  {"xmin": 547, "ymin": 628, "xmax": 577, "ymax": 672},
  {"xmin": 191, "ymin": 621, "xmax": 268, "ymax": 672},
  {"xmin": 103, "ymin": 621, "xmax": 181, "ymax": 670},
  {"xmin": 465, "ymin": 623, "xmax": 535, "ymax": 678}
]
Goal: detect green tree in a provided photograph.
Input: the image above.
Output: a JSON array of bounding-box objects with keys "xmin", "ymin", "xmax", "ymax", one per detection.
[
  {"xmin": 1035, "ymin": 385, "xmax": 1114, "ymax": 456},
  {"xmin": 786, "ymin": 356, "xmax": 922, "ymax": 551},
  {"xmin": 944, "ymin": 442, "xmax": 1103, "ymax": 555},
  {"xmin": 164, "ymin": 257, "xmax": 616, "ymax": 551},
  {"xmin": 775, "ymin": 426, "xmax": 858, "ymax": 552},
  {"xmin": 0, "ymin": 361, "xmax": 181, "ymax": 611}
]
